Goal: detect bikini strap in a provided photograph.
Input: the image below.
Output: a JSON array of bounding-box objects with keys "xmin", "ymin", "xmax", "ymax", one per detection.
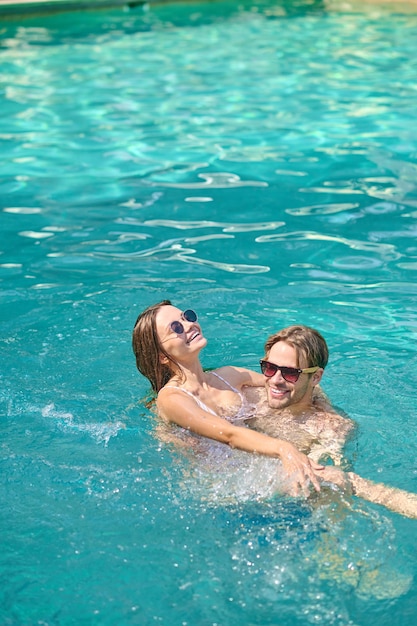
[{"xmin": 210, "ymin": 371, "xmax": 242, "ymax": 396}]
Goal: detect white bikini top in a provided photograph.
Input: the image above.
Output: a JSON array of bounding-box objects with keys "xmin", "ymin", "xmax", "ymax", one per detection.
[{"xmin": 164, "ymin": 371, "xmax": 248, "ymax": 423}]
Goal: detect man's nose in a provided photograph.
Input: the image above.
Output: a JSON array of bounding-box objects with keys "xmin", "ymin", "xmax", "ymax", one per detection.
[{"xmin": 270, "ymin": 368, "xmax": 285, "ymax": 383}]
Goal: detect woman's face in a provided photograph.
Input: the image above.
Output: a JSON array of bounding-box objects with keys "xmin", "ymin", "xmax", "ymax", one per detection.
[{"xmin": 155, "ymin": 305, "xmax": 207, "ymax": 361}]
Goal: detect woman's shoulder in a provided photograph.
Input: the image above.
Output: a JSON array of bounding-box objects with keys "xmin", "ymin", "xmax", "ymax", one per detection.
[
  {"xmin": 156, "ymin": 383, "xmax": 187, "ymax": 407},
  {"xmin": 158, "ymin": 382, "xmax": 187, "ymax": 399},
  {"xmin": 156, "ymin": 384, "xmax": 198, "ymax": 422}
]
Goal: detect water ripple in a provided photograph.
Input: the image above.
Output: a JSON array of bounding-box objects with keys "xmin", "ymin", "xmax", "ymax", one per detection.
[
  {"xmin": 92, "ymin": 239, "xmax": 269, "ymax": 274},
  {"xmin": 286, "ymin": 203, "xmax": 360, "ymax": 216},
  {"xmin": 147, "ymin": 172, "xmax": 269, "ymax": 189},
  {"xmin": 174, "ymin": 253, "xmax": 269, "ymax": 274},
  {"xmin": 132, "ymin": 219, "xmax": 285, "ymax": 233},
  {"xmin": 300, "ymin": 185, "xmax": 364, "ymax": 195},
  {"xmin": 4, "ymin": 207, "xmax": 42, "ymax": 214},
  {"xmin": 256, "ymin": 230, "xmax": 400, "ymax": 260}
]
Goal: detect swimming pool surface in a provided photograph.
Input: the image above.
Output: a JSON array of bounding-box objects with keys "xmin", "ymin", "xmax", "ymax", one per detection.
[{"xmin": 1, "ymin": 1, "xmax": 417, "ymax": 624}]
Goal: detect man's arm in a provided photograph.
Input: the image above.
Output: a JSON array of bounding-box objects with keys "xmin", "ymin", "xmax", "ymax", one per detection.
[{"xmin": 319, "ymin": 466, "xmax": 417, "ymax": 520}]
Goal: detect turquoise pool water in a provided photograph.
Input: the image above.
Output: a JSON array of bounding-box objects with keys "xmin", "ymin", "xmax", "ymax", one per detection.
[{"xmin": 1, "ymin": 1, "xmax": 417, "ymax": 623}]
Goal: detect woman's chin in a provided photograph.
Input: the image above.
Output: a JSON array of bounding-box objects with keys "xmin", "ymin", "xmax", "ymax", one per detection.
[{"xmin": 190, "ymin": 334, "xmax": 207, "ymax": 351}]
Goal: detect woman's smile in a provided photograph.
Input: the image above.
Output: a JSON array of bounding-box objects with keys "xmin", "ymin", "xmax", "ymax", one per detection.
[{"xmin": 186, "ymin": 330, "xmax": 201, "ymax": 344}]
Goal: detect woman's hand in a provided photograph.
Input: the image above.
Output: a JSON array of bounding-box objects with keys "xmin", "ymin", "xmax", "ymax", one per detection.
[{"xmin": 278, "ymin": 441, "xmax": 324, "ymax": 497}]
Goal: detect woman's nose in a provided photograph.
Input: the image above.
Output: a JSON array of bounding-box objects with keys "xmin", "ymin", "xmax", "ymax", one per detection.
[{"xmin": 181, "ymin": 315, "xmax": 193, "ymax": 328}]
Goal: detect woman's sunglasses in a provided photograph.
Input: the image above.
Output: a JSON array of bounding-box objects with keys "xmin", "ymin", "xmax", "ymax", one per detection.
[
  {"xmin": 169, "ymin": 309, "xmax": 198, "ymax": 335},
  {"xmin": 259, "ymin": 360, "xmax": 319, "ymax": 383}
]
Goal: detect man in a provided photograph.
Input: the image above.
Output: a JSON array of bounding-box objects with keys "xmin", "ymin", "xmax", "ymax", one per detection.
[
  {"xmin": 247, "ymin": 325, "xmax": 417, "ymax": 520},
  {"xmin": 248, "ymin": 325, "xmax": 354, "ymax": 467}
]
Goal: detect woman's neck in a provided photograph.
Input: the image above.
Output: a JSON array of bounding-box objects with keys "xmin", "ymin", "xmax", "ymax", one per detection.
[{"xmin": 169, "ymin": 359, "xmax": 208, "ymax": 389}]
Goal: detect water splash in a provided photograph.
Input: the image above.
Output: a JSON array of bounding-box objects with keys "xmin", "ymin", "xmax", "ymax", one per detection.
[{"xmin": 41, "ymin": 403, "xmax": 125, "ymax": 446}]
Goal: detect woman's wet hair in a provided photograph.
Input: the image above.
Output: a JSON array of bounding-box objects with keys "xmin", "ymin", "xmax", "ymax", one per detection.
[
  {"xmin": 264, "ymin": 325, "xmax": 329, "ymax": 369},
  {"xmin": 132, "ymin": 300, "xmax": 182, "ymax": 393}
]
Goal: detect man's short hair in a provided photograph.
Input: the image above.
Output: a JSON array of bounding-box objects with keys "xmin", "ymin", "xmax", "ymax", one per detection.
[{"xmin": 264, "ymin": 325, "xmax": 329, "ymax": 369}]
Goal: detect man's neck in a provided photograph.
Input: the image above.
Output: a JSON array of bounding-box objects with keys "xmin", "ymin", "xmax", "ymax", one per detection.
[{"xmin": 284, "ymin": 397, "xmax": 315, "ymax": 417}]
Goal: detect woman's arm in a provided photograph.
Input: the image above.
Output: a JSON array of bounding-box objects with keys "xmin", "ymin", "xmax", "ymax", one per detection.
[{"xmin": 157, "ymin": 387, "xmax": 324, "ymax": 496}]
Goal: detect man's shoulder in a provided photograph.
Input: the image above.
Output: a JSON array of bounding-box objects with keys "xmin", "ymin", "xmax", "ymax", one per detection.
[{"xmin": 212, "ymin": 365, "xmax": 256, "ymax": 386}]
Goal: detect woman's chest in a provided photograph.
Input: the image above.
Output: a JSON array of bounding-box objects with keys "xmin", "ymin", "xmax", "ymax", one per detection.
[{"xmin": 199, "ymin": 386, "xmax": 242, "ymax": 418}]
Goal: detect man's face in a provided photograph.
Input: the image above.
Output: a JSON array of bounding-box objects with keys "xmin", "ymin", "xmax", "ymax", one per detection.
[{"xmin": 264, "ymin": 341, "xmax": 319, "ymax": 411}]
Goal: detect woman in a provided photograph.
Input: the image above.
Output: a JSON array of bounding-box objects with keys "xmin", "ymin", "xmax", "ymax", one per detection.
[{"xmin": 132, "ymin": 300, "xmax": 325, "ymax": 496}]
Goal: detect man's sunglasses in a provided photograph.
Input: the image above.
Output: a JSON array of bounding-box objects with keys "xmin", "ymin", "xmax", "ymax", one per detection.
[
  {"xmin": 169, "ymin": 309, "xmax": 198, "ymax": 335},
  {"xmin": 259, "ymin": 360, "xmax": 319, "ymax": 383}
]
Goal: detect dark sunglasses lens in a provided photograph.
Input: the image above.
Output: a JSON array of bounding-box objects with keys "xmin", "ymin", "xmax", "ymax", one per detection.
[
  {"xmin": 260, "ymin": 361, "xmax": 277, "ymax": 377},
  {"xmin": 281, "ymin": 367, "xmax": 300, "ymax": 383},
  {"xmin": 183, "ymin": 309, "xmax": 197, "ymax": 322},
  {"xmin": 170, "ymin": 320, "xmax": 185, "ymax": 334}
]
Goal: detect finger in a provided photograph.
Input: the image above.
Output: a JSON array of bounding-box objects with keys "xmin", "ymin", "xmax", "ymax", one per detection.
[
  {"xmin": 310, "ymin": 460, "xmax": 324, "ymax": 470},
  {"xmin": 306, "ymin": 468, "xmax": 321, "ymax": 492},
  {"xmin": 301, "ymin": 480, "xmax": 310, "ymax": 498},
  {"xmin": 295, "ymin": 455, "xmax": 323, "ymax": 486},
  {"xmin": 287, "ymin": 478, "xmax": 299, "ymax": 498},
  {"xmin": 294, "ymin": 469, "xmax": 312, "ymax": 498},
  {"xmin": 300, "ymin": 469, "xmax": 315, "ymax": 497}
]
